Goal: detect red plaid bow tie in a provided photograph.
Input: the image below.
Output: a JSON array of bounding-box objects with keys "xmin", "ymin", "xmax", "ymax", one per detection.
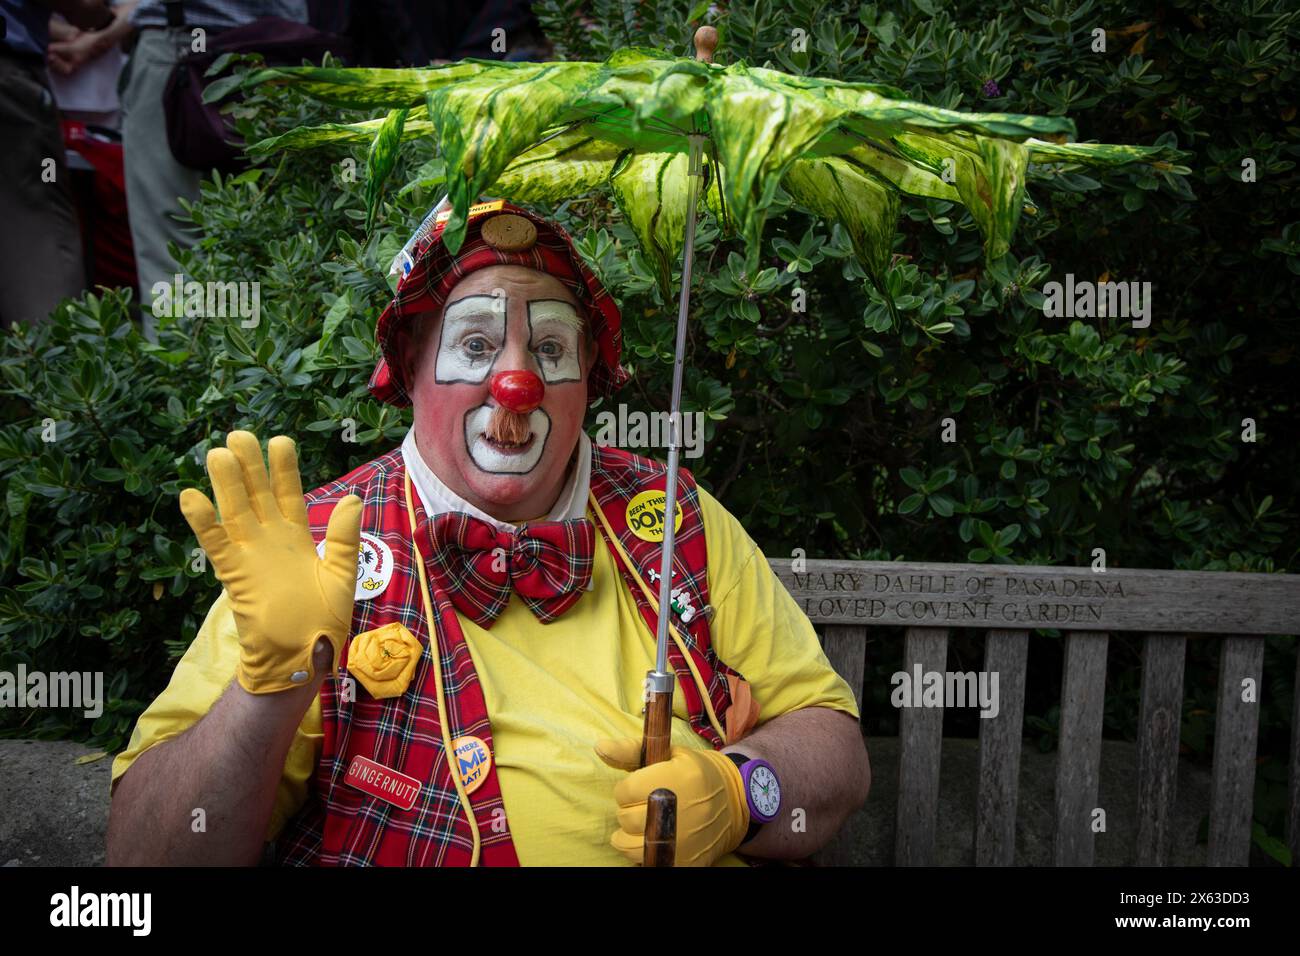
[{"xmin": 415, "ymin": 512, "xmax": 595, "ymax": 627}]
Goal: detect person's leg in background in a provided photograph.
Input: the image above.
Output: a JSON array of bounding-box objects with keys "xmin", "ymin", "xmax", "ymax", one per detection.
[
  {"xmin": 119, "ymin": 27, "xmax": 200, "ymax": 338},
  {"xmin": 0, "ymin": 55, "xmax": 87, "ymax": 329}
]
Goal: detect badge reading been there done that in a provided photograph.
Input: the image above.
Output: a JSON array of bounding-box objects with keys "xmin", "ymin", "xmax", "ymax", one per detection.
[
  {"xmin": 625, "ymin": 490, "xmax": 684, "ymax": 543},
  {"xmin": 452, "ymin": 735, "xmax": 492, "ymax": 795},
  {"xmin": 316, "ymin": 531, "xmax": 393, "ymax": 601}
]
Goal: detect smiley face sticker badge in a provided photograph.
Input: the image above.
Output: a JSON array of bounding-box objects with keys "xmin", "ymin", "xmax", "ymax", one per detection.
[{"xmin": 317, "ymin": 531, "xmax": 394, "ymax": 602}]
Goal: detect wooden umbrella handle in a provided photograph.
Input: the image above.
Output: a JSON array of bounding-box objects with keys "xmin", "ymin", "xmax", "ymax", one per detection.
[
  {"xmin": 642, "ymin": 689, "xmax": 676, "ymax": 866},
  {"xmin": 644, "ymin": 788, "xmax": 677, "ymax": 867},
  {"xmin": 641, "ymin": 688, "xmax": 674, "ymax": 767}
]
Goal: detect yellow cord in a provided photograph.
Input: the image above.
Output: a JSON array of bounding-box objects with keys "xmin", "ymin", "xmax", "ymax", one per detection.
[
  {"xmin": 587, "ymin": 490, "xmax": 727, "ymax": 743},
  {"xmin": 405, "ymin": 471, "xmax": 482, "ymax": 867}
]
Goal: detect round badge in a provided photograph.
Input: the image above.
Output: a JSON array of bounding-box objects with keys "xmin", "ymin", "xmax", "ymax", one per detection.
[
  {"xmin": 316, "ymin": 531, "xmax": 394, "ymax": 601},
  {"xmin": 452, "ymin": 735, "xmax": 492, "ymax": 795},
  {"xmin": 624, "ymin": 490, "xmax": 685, "ymax": 543},
  {"xmin": 480, "ymin": 213, "xmax": 537, "ymax": 252}
]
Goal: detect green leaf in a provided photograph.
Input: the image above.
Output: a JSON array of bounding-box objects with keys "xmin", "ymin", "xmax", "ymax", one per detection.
[
  {"xmin": 320, "ymin": 289, "xmax": 352, "ymax": 351},
  {"xmin": 249, "ymin": 116, "xmax": 435, "ymax": 155},
  {"xmin": 784, "ymin": 155, "xmax": 899, "ymax": 289},
  {"xmin": 427, "ymin": 61, "xmax": 603, "ymax": 253},
  {"xmin": 894, "ymin": 133, "xmax": 1029, "ymax": 261},
  {"xmin": 365, "ymin": 108, "xmax": 410, "ymax": 231},
  {"xmin": 202, "ymin": 73, "xmax": 246, "ymax": 105},
  {"xmin": 838, "ymin": 141, "xmax": 958, "ymax": 202},
  {"xmin": 244, "ymin": 62, "xmax": 492, "ymax": 110},
  {"xmin": 706, "ymin": 65, "xmax": 850, "ymax": 258},
  {"xmin": 490, "ymin": 129, "xmax": 623, "ymax": 201},
  {"xmin": 609, "ymin": 151, "xmax": 695, "ymax": 298},
  {"xmin": 929, "ymin": 493, "xmax": 956, "ymax": 517},
  {"xmin": 1026, "ymin": 137, "xmax": 1189, "ymax": 166}
]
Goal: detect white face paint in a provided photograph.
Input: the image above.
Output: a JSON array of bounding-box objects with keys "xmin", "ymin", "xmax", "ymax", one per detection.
[
  {"xmin": 436, "ymin": 295, "xmax": 506, "ymax": 384},
  {"xmin": 464, "ymin": 405, "xmax": 552, "ymax": 474},
  {"xmin": 528, "ymin": 300, "xmax": 584, "ymax": 383}
]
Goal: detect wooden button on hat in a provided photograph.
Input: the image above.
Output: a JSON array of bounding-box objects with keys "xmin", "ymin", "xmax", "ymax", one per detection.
[{"xmin": 480, "ymin": 213, "xmax": 537, "ymax": 252}]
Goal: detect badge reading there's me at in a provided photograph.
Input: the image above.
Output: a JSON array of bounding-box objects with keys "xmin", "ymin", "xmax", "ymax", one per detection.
[
  {"xmin": 316, "ymin": 531, "xmax": 394, "ymax": 601},
  {"xmin": 452, "ymin": 735, "xmax": 492, "ymax": 795}
]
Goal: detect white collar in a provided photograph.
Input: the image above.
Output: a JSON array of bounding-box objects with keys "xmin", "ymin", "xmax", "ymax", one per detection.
[{"xmin": 400, "ymin": 426, "xmax": 591, "ymax": 533}]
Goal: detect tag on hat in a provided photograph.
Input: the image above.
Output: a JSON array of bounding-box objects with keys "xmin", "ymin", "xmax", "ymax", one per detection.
[
  {"xmin": 435, "ymin": 199, "xmax": 504, "ymax": 226},
  {"xmin": 388, "ymin": 198, "xmax": 507, "ymax": 279}
]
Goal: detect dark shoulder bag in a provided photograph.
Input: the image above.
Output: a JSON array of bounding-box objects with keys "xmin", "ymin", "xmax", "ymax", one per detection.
[{"xmin": 162, "ymin": 4, "xmax": 351, "ymax": 172}]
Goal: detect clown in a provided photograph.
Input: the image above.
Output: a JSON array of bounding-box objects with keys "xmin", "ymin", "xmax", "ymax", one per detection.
[{"xmin": 106, "ymin": 202, "xmax": 870, "ymax": 867}]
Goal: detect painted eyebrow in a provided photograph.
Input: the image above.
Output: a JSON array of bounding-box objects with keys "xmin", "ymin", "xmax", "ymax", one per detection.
[
  {"xmin": 444, "ymin": 294, "xmax": 506, "ymax": 321},
  {"xmin": 528, "ymin": 299, "xmax": 583, "ymax": 333}
]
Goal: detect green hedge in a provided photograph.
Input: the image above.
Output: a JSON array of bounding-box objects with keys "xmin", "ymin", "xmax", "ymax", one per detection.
[{"xmin": 1, "ymin": 0, "xmax": 1295, "ymax": 861}]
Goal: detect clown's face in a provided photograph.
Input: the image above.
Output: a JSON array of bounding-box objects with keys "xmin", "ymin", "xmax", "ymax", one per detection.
[{"xmin": 405, "ymin": 264, "xmax": 595, "ymax": 522}]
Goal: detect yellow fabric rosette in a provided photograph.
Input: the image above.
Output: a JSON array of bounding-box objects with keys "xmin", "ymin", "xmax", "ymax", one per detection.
[{"xmin": 347, "ymin": 622, "xmax": 423, "ymax": 699}]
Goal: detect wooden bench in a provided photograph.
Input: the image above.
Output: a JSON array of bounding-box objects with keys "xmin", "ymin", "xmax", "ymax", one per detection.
[{"xmin": 770, "ymin": 558, "xmax": 1300, "ymax": 866}]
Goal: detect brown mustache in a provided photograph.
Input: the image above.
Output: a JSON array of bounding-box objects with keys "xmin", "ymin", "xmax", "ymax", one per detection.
[{"xmin": 484, "ymin": 406, "xmax": 532, "ymax": 445}]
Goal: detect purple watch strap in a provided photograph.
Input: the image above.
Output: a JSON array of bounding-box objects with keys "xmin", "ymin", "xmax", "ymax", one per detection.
[{"xmin": 737, "ymin": 756, "xmax": 780, "ymax": 823}]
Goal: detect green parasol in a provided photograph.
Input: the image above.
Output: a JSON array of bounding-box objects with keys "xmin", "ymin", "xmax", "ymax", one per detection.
[{"xmin": 236, "ymin": 25, "xmax": 1184, "ymax": 865}]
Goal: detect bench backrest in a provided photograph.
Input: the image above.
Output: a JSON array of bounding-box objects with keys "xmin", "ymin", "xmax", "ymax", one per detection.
[{"xmin": 770, "ymin": 558, "xmax": 1300, "ymax": 867}]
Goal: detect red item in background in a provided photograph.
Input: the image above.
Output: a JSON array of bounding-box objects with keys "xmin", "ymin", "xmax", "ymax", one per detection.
[{"xmin": 61, "ymin": 120, "xmax": 137, "ymax": 293}]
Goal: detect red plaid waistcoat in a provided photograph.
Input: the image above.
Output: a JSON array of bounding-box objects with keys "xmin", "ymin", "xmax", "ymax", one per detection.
[{"xmin": 273, "ymin": 443, "xmax": 742, "ymax": 866}]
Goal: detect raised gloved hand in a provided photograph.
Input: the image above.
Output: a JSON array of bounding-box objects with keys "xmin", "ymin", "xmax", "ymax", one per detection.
[
  {"xmin": 595, "ymin": 737, "xmax": 749, "ymax": 867},
  {"xmin": 179, "ymin": 431, "xmax": 362, "ymax": 694}
]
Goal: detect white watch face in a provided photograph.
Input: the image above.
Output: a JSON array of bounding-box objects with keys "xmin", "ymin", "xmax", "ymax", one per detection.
[{"xmin": 748, "ymin": 764, "xmax": 781, "ymax": 820}]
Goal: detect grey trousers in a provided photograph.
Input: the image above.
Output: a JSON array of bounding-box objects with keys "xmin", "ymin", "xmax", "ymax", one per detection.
[
  {"xmin": 120, "ymin": 28, "xmax": 202, "ymax": 328},
  {"xmin": 0, "ymin": 55, "xmax": 86, "ymax": 328}
]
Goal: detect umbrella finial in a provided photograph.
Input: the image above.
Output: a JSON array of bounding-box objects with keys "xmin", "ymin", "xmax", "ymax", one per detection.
[{"xmin": 693, "ymin": 25, "xmax": 718, "ymax": 63}]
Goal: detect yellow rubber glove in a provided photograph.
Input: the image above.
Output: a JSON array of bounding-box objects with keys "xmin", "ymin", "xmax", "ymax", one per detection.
[
  {"xmin": 179, "ymin": 431, "xmax": 362, "ymax": 694},
  {"xmin": 595, "ymin": 737, "xmax": 749, "ymax": 867}
]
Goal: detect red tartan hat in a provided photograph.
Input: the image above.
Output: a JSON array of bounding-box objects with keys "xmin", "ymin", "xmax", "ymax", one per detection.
[{"xmin": 368, "ymin": 201, "xmax": 630, "ymax": 407}]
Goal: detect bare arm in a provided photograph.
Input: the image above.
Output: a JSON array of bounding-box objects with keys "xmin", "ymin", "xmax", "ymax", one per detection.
[
  {"xmin": 721, "ymin": 705, "xmax": 870, "ymax": 860},
  {"xmin": 46, "ymin": 1, "xmax": 138, "ymax": 75},
  {"xmin": 106, "ymin": 640, "xmax": 329, "ymax": 866}
]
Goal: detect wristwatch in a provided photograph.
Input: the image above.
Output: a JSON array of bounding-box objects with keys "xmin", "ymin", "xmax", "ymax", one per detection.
[{"xmin": 724, "ymin": 751, "xmax": 781, "ymax": 846}]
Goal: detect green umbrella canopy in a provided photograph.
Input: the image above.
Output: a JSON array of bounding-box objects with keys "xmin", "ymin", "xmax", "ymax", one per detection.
[{"xmin": 238, "ymin": 39, "xmax": 1186, "ymax": 298}]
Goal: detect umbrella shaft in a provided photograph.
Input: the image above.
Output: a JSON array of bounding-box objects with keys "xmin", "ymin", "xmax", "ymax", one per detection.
[{"xmin": 653, "ymin": 133, "xmax": 706, "ymax": 674}]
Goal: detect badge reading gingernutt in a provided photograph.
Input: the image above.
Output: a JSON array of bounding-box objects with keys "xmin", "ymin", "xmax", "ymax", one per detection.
[
  {"xmin": 316, "ymin": 531, "xmax": 393, "ymax": 601},
  {"xmin": 625, "ymin": 490, "xmax": 684, "ymax": 543},
  {"xmin": 452, "ymin": 735, "xmax": 492, "ymax": 796},
  {"xmin": 345, "ymin": 755, "xmax": 421, "ymax": 811}
]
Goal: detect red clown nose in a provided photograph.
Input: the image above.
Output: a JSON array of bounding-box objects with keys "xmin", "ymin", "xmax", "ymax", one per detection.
[{"xmin": 490, "ymin": 370, "xmax": 545, "ymax": 414}]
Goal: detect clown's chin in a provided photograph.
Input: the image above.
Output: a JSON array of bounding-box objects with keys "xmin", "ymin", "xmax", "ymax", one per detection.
[{"xmin": 464, "ymin": 405, "xmax": 550, "ymax": 475}]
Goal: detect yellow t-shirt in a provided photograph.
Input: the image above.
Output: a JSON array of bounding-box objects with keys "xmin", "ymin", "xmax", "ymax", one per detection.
[{"xmin": 111, "ymin": 486, "xmax": 859, "ymax": 864}]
